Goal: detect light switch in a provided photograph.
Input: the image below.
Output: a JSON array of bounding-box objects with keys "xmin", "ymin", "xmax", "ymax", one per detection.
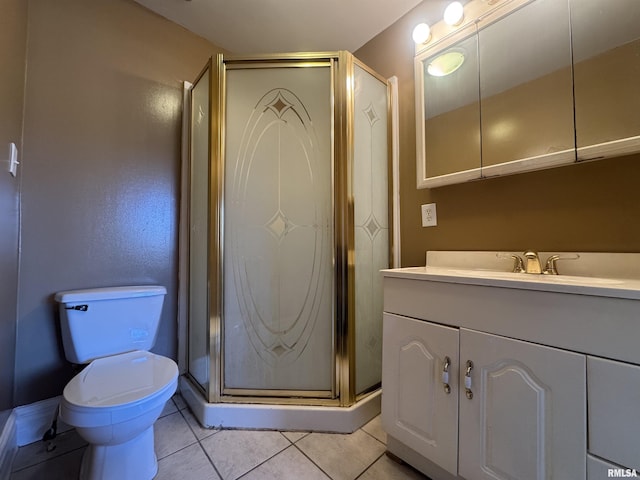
[{"xmin": 9, "ymin": 143, "xmax": 19, "ymax": 177}]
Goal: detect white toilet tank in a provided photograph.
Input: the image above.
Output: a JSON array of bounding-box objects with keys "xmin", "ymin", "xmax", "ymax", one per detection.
[{"xmin": 54, "ymin": 285, "xmax": 167, "ymax": 364}]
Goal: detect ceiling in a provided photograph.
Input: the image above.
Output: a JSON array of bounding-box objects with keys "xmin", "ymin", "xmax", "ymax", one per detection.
[{"xmin": 133, "ymin": 0, "xmax": 433, "ymax": 54}]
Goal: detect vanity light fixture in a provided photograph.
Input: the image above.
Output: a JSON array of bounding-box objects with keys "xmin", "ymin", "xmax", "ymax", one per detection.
[
  {"xmin": 427, "ymin": 50, "xmax": 465, "ymax": 77},
  {"xmin": 412, "ymin": 23, "xmax": 432, "ymax": 45},
  {"xmin": 444, "ymin": 1, "xmax": 465, "ymax": 26}
]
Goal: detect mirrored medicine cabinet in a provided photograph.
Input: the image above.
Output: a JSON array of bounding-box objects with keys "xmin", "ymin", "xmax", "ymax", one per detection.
[{"xmin": 416, "ymin": 0, "xmax": 640, "ymax": 189}]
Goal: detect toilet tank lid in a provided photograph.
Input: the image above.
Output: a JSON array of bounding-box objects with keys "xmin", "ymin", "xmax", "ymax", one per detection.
[{"xmin": 54, "ymin": 285, "xmax": 166, "ymax": 304}]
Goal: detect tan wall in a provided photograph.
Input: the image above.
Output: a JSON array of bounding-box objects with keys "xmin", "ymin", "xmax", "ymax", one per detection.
[
  {"xmin": 15, "ymin": 0, "xmax": 221, "ymax": 405},
  {"xmin": 355, "ymin": 1, "xmax": 640, "ymax": 267},
  {"xmin": 0, "ymin": 0, "xmax": 28, "ymax": 411}
]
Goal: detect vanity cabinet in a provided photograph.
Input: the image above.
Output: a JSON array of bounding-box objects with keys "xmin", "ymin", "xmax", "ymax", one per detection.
[
  {"xmin": 382, "ymin": 314, "xmax": 459, "ymax": 475},
  {"xmin": 458, "ymin": 329, "xmax": 585, "ymax": 480},
  {"xmin": 587, "ymin": 357, "xmax": 640, "ymax": 471},
  {"xmin": 382, "ymin": 313, "xmax": 585, "ymax": 479},
  {"xmin": 381, "ymin": 264, "xmax": 640, "ymax": 479}
]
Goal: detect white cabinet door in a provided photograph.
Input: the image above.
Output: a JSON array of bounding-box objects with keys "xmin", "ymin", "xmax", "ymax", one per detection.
[
  {"xmin": 381, "ymin": 313, "xmax": 460, "ymax": 476},
  {"xmin": 588, "ymin": 356, "xmax": 640, "ymax": 470},
  {"xmin": 459, "ymin": 329, "xmax": 586, "ymax": 480}
]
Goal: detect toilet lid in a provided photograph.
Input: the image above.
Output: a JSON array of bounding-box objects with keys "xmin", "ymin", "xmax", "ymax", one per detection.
[{"xmin": 63, "ymin": 350, "xmax": 178, "ymax": 408}]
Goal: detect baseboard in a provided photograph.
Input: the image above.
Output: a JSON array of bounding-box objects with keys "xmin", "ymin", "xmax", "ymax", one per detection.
[
  {"xmin": 0, "ymin": 411, "xmax": 17, "ymax": 480},
  {"xmin": 13, "ymin": 396, "xmax": 72, "ymax": 447}
]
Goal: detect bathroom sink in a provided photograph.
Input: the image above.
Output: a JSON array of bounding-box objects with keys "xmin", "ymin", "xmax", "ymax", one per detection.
[
  {"xmin": 384, "ymin": 252, "xmax": 640, "ymax": 300},
  {"xmin": 428, "ymin": 268, "xmax": 625, "ymax": 286}
]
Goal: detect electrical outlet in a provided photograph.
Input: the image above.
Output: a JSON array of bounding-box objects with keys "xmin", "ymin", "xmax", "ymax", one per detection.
[{"xmin": 421, "ymin": 203, "xmax": 437, "ymax": 227}]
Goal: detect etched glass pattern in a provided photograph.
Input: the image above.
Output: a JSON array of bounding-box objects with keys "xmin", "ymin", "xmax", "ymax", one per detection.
[
  {"xmin": 223, "ymin": 67, "xmax": 333, "ymax": 392},
  {"xmin": 353, "ymin": 65, "xmax": 389, "ymax": 395}
]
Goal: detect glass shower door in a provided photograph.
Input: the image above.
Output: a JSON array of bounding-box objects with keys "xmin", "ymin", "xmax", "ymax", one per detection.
[
  {"xmin": 188, "ymin": 66, "xmax": 211, "ymax": 393},
  {"xmin": 222, "ymin": 64, "xmax": 335, "ymax": 397},
  {"xmin": 353, "ymin": 63, "xmax": 389, "ymax": 395}
]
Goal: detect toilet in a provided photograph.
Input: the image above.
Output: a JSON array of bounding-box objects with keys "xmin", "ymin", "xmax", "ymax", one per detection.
[{"xmin": 54, "ymin": 285, "xmax": 178, "ymax": 480}]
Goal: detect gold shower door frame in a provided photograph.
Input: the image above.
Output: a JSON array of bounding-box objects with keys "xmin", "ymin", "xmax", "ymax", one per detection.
[{"xmin": 189, "ymin": 52, "xmax": 393, "ymax": 407}]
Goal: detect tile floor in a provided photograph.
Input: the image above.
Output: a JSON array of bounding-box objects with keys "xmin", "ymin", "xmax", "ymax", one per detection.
[{"xmin": 9, "ymin": 395, "xmax": 428, "ymax": 480}]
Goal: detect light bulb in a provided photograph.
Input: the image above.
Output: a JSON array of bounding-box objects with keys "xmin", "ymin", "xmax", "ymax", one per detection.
[
  {"xmin": 444, "ymin": 2, "xmax": 464, "ymax": 26},
  {"xmin": 412, "ymin": 23, "xmax": 431, "ymax": 45}
]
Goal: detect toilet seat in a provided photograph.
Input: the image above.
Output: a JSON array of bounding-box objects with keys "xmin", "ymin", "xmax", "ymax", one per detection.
[{"xmin": 61, "ymin": 350, "xmax": 178, "ymax": 428}]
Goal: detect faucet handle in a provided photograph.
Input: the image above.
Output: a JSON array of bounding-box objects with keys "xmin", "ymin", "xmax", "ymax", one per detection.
[
  {"xmin": 543, "ymin": 253, "xmax": 580, "ymax": 275},
  {"xmin": 496, "ymin": 252, "xmax": 525, "ymax": 273}
]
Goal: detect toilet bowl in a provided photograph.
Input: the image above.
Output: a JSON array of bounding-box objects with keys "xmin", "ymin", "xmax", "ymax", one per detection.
[
  {"xmin": 60, "ymin": 351, "xmax": 178, "ymax": 479},
  {"xmin": 55, "ymin": 286, "xmax": 177, "ymax": 480}
]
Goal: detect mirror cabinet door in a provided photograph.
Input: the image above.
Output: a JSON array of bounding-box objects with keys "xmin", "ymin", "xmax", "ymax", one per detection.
[
  {"xmin": 479, "ymin": 0, "xmax": 575, "ymax": 176},
  {"xmin": 417, "ymin": 28, "xmax": 481, "ymax": 188},
  {"xmin": 571, "ymin": 0, "xmax": 640, "ymax": 160}
]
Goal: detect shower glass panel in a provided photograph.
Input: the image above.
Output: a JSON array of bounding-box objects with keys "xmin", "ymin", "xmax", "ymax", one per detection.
[
  {"xmin": 223, "ymin": 65, "xmax": 334, "ymax": 396},
  {"xmin": 353, "ymin": 64, "xmax": 389, "ymax": 396},
  {"xmin": 188, "ymin": 66, "xmax": 211, "ymax": 392},
  {"xmin": 185, "ymin": 53, "xmax": 392, "ymax": 409}
]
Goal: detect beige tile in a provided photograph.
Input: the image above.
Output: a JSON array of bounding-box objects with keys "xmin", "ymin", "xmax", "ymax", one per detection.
[
  {"xmin": 281, "ymin": 431, "xmax": 309, "ymax": 443},
  {"xmin": 173, "ymin": 393, "xmax": 188, "ymax": 410},
  {"xmin": 11, "ymin": 429, "xmax": 86, "ymax": 472},
  {"xmin": 160, "ymin": 398, "xmax": 179, "ymax": 417},
  {"xmin": 361, "ymin": 415, "xmax": 386, "ymax": 444},
  {"xmin": 200, "ymin": 430, "xmax": 289, "ymax": 480},
  {"xmin": 359, "ymin": 454, "xmax": 429, "ymax": 480},
  {"xmin": 156, "ymin": 443, "xmax": 220, "ymax": 480},
  {"xmin": 240, "ymin": 445, "xmax": 330, "ymax": 480},
  {"xmin": 154, "ymin": 411, "xmax": 198, "ymax": 459},
  {"xmin": 181, "ymin": 406, "xmax": 219, "ymax": 441},
  {"xmin": 296, "ymin": 429, "xmax": 386, "ymax": 480},
  {"xmin": 10, "ymin": 447, "xmax": 84, "ymax": 480}
]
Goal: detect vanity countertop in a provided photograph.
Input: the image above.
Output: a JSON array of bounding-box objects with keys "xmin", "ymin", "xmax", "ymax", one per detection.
[
  {"xmin": 382, "ymin": 252, "xmax": 640, "ymax": 301},
  {"xmin": 382, "ymin": 252, "xmax": 640, "ymax": 365}
]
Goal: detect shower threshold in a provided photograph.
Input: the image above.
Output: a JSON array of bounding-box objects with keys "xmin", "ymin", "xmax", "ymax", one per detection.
[{"xmin": 179, "ymin": 376, "xmax": 381, "ymax": 433}]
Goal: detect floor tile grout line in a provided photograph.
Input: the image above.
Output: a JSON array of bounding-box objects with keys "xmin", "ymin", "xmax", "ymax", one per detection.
[
  {"xmin": 231, "ymin": 434, "xmax": 292, "ymax": 480},
  {"xmin": 10, "ymin": 444, "xmax": 86, "ymax": 474},
  {"xmin": 291, "ymin": 442, "xmax": 335, "ymax": 479},
  {"xmin": 177, "ymin": 405, "xmax": 220, "ymax": 442},
  {"xmin": 156, "ymin": 436, "xmax": 201, "ymax": 462},
  {"xmin": 360, "ymin": 427, "xmax": 386, "ymax": 447},
  {"xmin": 290, "ymin": 428, "xmax": 388, "ymax": 480},
  {"xmin": 195, "ymin": 441, "xmax": 224, "ymax": 480},
  {"xmin": 195, "ymin": 429, "xmax": 294, "ymax": 480},
  {"xmin": 353, "ymin": 451, "xmax": 387, "ymax": 480},
  {"xmin": 282, "ymin": 431, "xmax": 311, "ymax": 443},
  {"xmin": 154, "ymin": 406, "xmax": 220, "ymax": 467},
  {"xmin": 197, "ymin": 436, "xmax": 223, "ymax": 479}
]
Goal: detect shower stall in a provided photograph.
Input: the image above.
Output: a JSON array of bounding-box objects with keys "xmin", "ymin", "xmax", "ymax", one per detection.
[{"xmin": 180, "ymin": 52, "xmax": 393, "ymax": 432}]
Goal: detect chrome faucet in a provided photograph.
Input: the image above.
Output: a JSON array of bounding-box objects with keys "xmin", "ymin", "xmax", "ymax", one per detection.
[
  {"xmin": 523, "ymin": 251, "xmax": 542, "ymax": 274},
  {"xmin": 499, "ymin": 251, "xmax": 580, "ymax": 275}
]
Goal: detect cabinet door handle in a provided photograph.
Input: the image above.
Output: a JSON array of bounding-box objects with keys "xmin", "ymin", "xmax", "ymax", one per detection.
[
  {"xmin": 442, "ymin": 356, "xmax": 451, "ymax": 394},
  {"xmin": 464, "ymin": 360, "xmax": 474, "ymax": 399}
]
